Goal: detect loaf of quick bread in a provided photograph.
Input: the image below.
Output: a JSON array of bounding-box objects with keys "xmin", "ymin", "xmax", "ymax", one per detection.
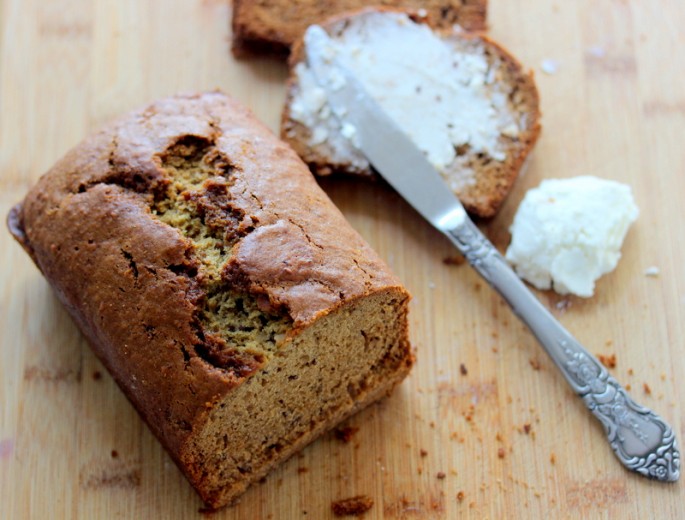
[
  {"xmin": 281, "ymin": 9, "xmax": 541, "ymax": 217},
  {"xmin": 7, "ymin": 92, "xmax": 413, "ymax": 508},
  {"xmin": 231, "ymin": 0, "xmax": 488, "ymax": 58}
]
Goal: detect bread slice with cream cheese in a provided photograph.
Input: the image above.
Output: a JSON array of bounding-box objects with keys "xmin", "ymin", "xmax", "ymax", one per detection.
[{"xmin": 281, "ymin": 9, "xmax": 541, "ymax": 217}]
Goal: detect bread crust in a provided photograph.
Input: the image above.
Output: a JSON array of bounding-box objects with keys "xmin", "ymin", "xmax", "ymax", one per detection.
[
  {"xmin": 281, "ymin": 8, "xmax": 541, "ymax": 217},
  {"xmin": 231, "ymin": 0, "xmax": 488, "ymax": 58},
  {"xmin": 8, "ymin": 91, "xmax": 412, "ymax": 507}
]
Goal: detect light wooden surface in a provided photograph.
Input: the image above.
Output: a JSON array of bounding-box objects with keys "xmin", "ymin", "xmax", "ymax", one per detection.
[{"xmin": 1, "ymin": 0, "xmax": 683, "ymax": 518}]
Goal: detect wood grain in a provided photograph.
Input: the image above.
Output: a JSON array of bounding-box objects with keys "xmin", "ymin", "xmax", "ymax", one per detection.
[{"xmin": 1, "ymin": 0, "xmax": 683, "ymax": 518}]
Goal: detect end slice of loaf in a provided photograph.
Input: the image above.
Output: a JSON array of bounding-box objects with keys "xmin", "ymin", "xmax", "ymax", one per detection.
[
  {"xmin": 281, "ymin": 9, "xmax": 541, "ymax": 217},
  {"xmin": 231, "ymin": 0, "xmax": 488, "ymax": 58},
  {"xmin": 8, "ymin": 92, "xmax": 413, "ymax": 508}
]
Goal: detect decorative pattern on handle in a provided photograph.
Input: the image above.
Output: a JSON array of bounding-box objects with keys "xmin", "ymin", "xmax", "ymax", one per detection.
[
  {"xmin": 443, "ymin": 217, "xmax": 680, "ymax": 482},
  {"xmin": 563, "ymin": 344, "xmax": 680, "ymax": 482},
  {"xmin": 447, "ymin": 221, "xmax": 499, "ymax": 277}
]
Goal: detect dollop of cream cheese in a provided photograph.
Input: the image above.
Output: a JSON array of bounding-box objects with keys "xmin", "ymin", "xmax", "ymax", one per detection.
[
  {"xmin": 289, "ymin": 11, "xmax": 520, "ymax": 186},
  {"xmin": 505, "ymin": 176, "xmax": 639, "ymax": 297}
]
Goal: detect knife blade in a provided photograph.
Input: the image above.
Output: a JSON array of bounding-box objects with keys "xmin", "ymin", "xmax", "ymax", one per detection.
[
  {"xmin": 304, "ymin": 24, "xmax": 680, "ymax": 482},
  {"xmin": 303, "ymin": 25, "xmax": 467, "ymax": 233}
]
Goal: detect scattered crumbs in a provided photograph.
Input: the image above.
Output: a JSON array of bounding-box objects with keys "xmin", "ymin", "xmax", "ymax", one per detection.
[
  {"xmin": 534, "ymin": 491, "xmax": 542, "ymax": 498},
  {"xmin": 644, "ymin": 266, "xmax": 660, "ymax": 277},
  {"xmin": 523, "ymin": 423, "xmax": 531, "ymax": 435},
  {"xmin": 259, "ymin": 476, "xmax": 268, "ymax": 484},
  {"xmin": 474, "ymin": 282, "xmax": 482, "ymax": 292},
  {"xmin": 437, "ymin": 471, "xmax": 446, "ymax": 480},
  {"xmin": 460, "ymin": 363, "xmax": 468, "ymax": 376},
  {"xmin": 429, "ymin": 421, "xmax": 436, "ymax": 429},
  {"xmin": 529, "ymin": 358, "xmax": 541, "ymax": 371},
  {"xmin": 596, "ymin": 353, "xmax": 617, "ymax": 369},
  {"xmin": 626, "ymin": 383, "xmax": 632, "ymax": 391},
  {"xmin": 586, "ymin": 45, "xmax": 606, "ymax": 57},
  {"xmin": 495, "ymin": 432, "xmax": 503, "ymax": 443},
  {"xmin": 420, "ymin": 448, "xmax": 428, "ymax": 457},
  {"xmin": 497, "ymin": 448, "xmax": 506, "ymax": 459},
  {"xmin": 428, "ymin": 282, "xmax": 436, "ymax": 289},
  {"xmin": 491, "ymin": 331, "xmax": 499, "ymax": 339},
  {"xmin": 628, "ymin": 368, "xmax": 634, "ymax": 376},
  {"xmin": 660, "ymin": 373, "xmax": 667, "ymax": 381},
  {"xmin": 334, "ymin": 426, "xmax": 360, "ymax": 444},
  {"xmin": 506, "ymin": 395, "xmax": 513, "ymax": 404},
  {"xmin": 443, "ymin": 255, "xmax": 465, "ymax": 266},
  {"xmin": 469, "ymin": 502, "xmax": 476, "ymax": 509},
  {"xmin": 92, "ymin": 371, "xmax": 102, "ymax": 381},
  {"xmin": 491, "ymin": 347, "xmax": 499, "ymax": 353},
  {"xmin": 550, "ymin": 453, "xmax": 556, "ymax": 465},
  {"xmin": 331, "ymin": 495, "xmax": 374, "ymax": 517},
  {"xmin": 416, "ymin": 7, "xmax": 428, "ymax": 18},
  {"xmin": 456, "ymin": 491, "xmax": 465, "ymax": 502},
  {"xmin": 111, "ymin": 450, "xmax": 119, "ymax": 459},
  {"xmin": 297, "ymin": 467, "xmax": 309, "ymax": 474},
  {"xmin": 605, "ymin": 339, "xmax": 613, "ymax": 347},
  {"xmin": 643, "ymin": 383, "xmax": 652, "ymax": 395},
  {"xmin": 418, "ymin": 467, "xmax": 423, "ymax": 475},
  {"xmin": 462, "ymin": 404, "xmax": 476, "ymax": 423}
]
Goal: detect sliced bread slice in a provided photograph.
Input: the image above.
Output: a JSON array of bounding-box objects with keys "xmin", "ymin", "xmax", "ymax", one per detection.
[
  {"xmin": 281, "ymin": 9, "xmax": 541, "ymax": 217},
  {"xmin": 231, "ymin": 0, "xmax": 488, "ymax": 59}
]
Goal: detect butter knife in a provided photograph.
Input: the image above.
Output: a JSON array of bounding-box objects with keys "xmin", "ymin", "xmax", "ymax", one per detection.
[{"xmin": 304, "ymin": 25, "xmax": 680, "ymax": 482}]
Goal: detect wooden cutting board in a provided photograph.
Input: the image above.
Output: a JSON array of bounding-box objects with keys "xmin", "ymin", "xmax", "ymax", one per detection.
[{"xmin": 1, "ymin": 0, "xmax": 683, "ymax": 518}]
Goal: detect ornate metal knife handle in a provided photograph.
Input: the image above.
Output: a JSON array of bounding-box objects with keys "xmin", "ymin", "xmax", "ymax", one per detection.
[{"xmin": 444, "ymin": 217, "xmax": 680, "ymax": 482}]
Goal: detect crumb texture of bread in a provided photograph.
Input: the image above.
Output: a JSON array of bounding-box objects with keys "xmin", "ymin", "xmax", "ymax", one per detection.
[
  {"xmin": 8, "ymin": 91, "xmax": 412, "ymax": 508},
  {"xmin": 281, "ymin": 10, "xmax": 541, "ymax": 217},
  {"xmin": 231, "ymin": 0, "xmax": 487, "ymax": 58},
  {"xmin": 331, "ymin": 495, "xmax": 375, "ymax": 516}
]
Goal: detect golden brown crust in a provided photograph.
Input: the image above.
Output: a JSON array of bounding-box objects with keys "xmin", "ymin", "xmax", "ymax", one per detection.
[
  {"xmin": 280, "ymin": 9, "xmax": 541, "ymax": 218},
  {"xmin": 231, "ymin": 0, "xmax": 488, "ymax": 59},
  {"xmin": 8, "ymin": 91, "xmax": 411, "ymax": 506},
  {"xmin": 449, "ymin": 33, "xmax": 542, "ymax": 217}
]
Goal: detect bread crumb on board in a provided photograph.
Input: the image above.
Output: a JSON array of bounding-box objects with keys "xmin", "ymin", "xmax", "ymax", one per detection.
[
  {"xmin": 331, "ymin": 495, "xmax": 374, "ymax": 516},
  {"xmin": 334, "ymin": 426, "xmax": 360, "ymax": 443},
  {"xmin": 443, "ymin": 255, "xmax": 466, "ymax": 266},
  {"xmin": 596, "ymin": 353, "xmax": 617, "ymax": 369}
]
